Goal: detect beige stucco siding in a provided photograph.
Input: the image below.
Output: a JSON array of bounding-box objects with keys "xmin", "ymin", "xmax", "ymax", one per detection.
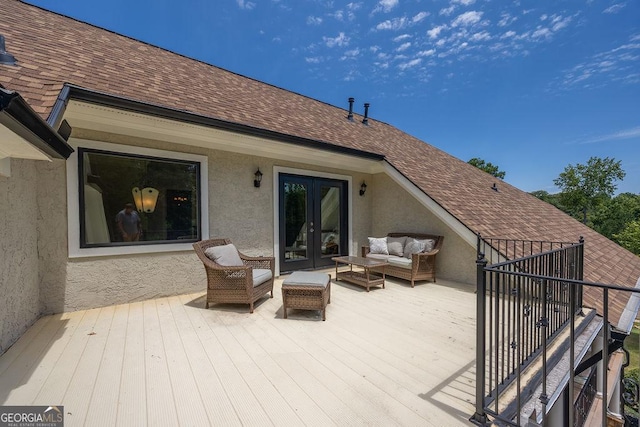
[
  {"xmin": 0, "ymin": 159, "xmax": 40, "ymax": 353},
  {"xmin": 29, "ymin": 129, "xmax": 474, "ymax": 315},
  {"xmin": 35, "ymin": 130, "xmax": 374, "ymax": 312},
  {"xmin": 370, "ymin": 173, "xmax": 476, "ymax": 285}
]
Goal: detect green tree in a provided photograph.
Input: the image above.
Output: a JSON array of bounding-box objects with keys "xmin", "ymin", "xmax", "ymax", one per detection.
[
  {"xmin": 530, "ymin": 190, "xmax": 564, "ymax": 210},
  {"xmin": 591, "ymin": 192, "xmax": 640, "ymax": 240},
  {"xmin": 553, "ymin": 156, "xmax": 625, "ymax": 224},
  {"xmin": 468, "ymin": 157, "xmax": 506, "ymax": 179},
  {"xmin": 614, "ymin": 220, "xmax": 640, "ymax": 256}
]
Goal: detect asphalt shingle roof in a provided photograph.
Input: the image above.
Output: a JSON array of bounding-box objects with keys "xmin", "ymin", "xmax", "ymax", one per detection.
[{"xmin": 2, "ymin": 0, "xmax": 639, "ymax": 327}]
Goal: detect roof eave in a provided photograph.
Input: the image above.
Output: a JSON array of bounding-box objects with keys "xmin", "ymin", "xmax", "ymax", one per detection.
[
  {"xmin": 51, "ymin": 84, "xmax": 385, "ymax": 162},
  {"xmin": 613, "ymin": 276, "xmax": 640, "ymax": 334},
  {"xmin": 0, "ymin": 86, "xmax": 73, "ymax": 159}
]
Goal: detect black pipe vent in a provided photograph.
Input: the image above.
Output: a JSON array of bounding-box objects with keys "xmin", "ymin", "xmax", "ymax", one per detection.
[
  {"xmin": 347, "ymin": 97, "xmax": 354, "ymax": 121},
  {"xmin": 0, "ymin": 35, "xmax": 17, "ymax": 66},
  {"xmin": 362, "ymin": 103, "xmax": 370, "ymax": 125}
]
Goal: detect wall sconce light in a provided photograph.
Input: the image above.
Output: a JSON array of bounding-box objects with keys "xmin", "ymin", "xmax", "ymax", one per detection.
[
  {"xmin": 254, "ymin": 168, "xmax": 263, "ymax": 188},
  {"xmin": 132, "ymin": 187, "xmax": 159, "ymax": 213},
  {"xmin": 359, "ymin": 181, "xmax": 367, "ymax": 196}
]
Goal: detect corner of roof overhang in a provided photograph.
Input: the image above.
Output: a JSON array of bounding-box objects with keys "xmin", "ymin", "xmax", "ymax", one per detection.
[
  {"xmin": 0, "ymin": 85, "xmax": 74, "ymax": 159},
  {"xmin": 614, "ymin": 276, "xmax": 640, "ymax": 335}
]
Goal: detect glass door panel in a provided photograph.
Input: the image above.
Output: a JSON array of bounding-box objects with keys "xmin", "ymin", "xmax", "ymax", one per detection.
[
  {"xmin": 280, "ymin": 176, "xmax": 313, "ymax": 271},
  {"xmin": 319, "ymin": 185, "xmax": 341, "ymax": 257}
]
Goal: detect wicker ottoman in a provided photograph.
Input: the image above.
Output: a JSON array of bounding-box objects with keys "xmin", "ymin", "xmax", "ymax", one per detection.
[{"xmin": 282, "ymin": 271, "xmax": 331, "ymax": 321}]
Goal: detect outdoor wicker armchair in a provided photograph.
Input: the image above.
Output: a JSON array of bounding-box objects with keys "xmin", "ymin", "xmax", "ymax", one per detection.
[{"xmin": 193, "ymin": 238, "xmax": 275, "ymax": 313}]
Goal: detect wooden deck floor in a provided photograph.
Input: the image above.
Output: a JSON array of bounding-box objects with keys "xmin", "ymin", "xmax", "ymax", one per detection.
[{"xmin": 0, "ymin": 272, "xmax": 478, "ymax": 426}]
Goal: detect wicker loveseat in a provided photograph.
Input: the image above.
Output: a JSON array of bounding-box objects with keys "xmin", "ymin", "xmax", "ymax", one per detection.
[
  {"xmin": 193, "ymin": 238, "xmax": 275, "ymax": 313},
  {"xmin": 361, "ymin": 232, "xmax": 444, "ymax": 287}
]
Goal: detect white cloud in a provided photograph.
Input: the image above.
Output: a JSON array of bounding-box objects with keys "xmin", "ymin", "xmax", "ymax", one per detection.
[
  {"xmin": 396, "ymin": 42, "xmax": 412, "ymax": 52},
  {"xmin": 531, "ymin": 27, "xmax": 552, "ymax": 39},
  {"xmin": 370, "ymin": 45, "xmax": 381, "ymax": 53},
  {"xmin": 417, "ymin": 49, "xmax": 435, "ymax": 56},
  {"xmin": 412, "ymin": 11, "xmax": 429, "ymax": 23},
  {"xmin": 341, "ymin": 48, "xmax": 361, "ymax": 60},
  {"xmin": 307, "ymin": 16, "xmax": 323, "ymax": 26},
  {"xmin": 376, "ymin": 17, "xmax": 409, "ymax": 31},
  {"xmin": 540, "ymin": 14, "xmax": 548, "ymax": 21},
  {"xmin": 427, "ymin": 25, "xmax": 447, "ymax": 39},
  {"xmin": 374, "ymin": 0, "xmax": 399, "ymax": 13},
  {"xmin": 398, "ymin": 58, "xmax": 422, "ymax": 70},
  {"xmin": 323, "ymin": 32, "xmax": 350, "ymax": 47},
  {"xmin": 500, "ymin": 30, "xmax": 516, "ymax": 39},
  {"xmin": 603, "ymin": 3, "xmax": 626, "ymax": 14},
  {"xmin": 236, "ymin": 0, "xmax": 256, "ymax": 10},
  {"xmin": 452, "ymin": 0, "xmax": 475, "ymax": 5},
  {"xmin": 451, "ymin": 11, "xmax": 483, "ymax": 27},
  {"xmin": 393, "ymin": 34, "xmax": 411, "ymax": 42},
  {"xmin": 550, "ymin": 15, "xmax": 572, "ymax": 32},
  {"xmin": 560, "ymin": 35, "xmax": 640, "ymax": 88},
  {"xmin": 347, "ymin": 2, "xmax": 362, "ymax": 11},
  {"xmin": 471, "ymin": 31, "xmax": 491, "ymax": 42},
  {"xmin": 305, "ymin": 57, "xmax": 322, "ymax": 63},
  {"xmin": 378, "ymin": 52, "xmax": 392, "ymax": 60},
  {"xmin": 332, "ymin": 10, "xmax": 344, "ymax": 21},
  {"xmin": 579, "ymin": 127, "xmax": 640, "ymax": 144},
  {"xmin": 498, "ymin": 13, "xmax": 517, "ymax": 27},
  {"xmin": 440, "ymin": 6, "xmax": 456, "ymax": 16}
]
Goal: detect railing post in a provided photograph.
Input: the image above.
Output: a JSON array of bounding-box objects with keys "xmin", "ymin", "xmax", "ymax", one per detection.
[
  {"xmin": 539, "ymin": 279, "xmax": 549, "ymax": 424},
  {"xmin": 577, "ymin": 237, "xmax": 584, "ymax": 314},
  {"xmin": 603, "ymin": 289, "xmax": 609, "ymax": 427},
  {"xmin": 472, "ymin": 235, "xmax": 489, "ymax": 425}
]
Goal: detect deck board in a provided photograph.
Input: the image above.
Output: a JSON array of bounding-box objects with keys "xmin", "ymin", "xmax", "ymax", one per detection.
[
  {"xmin": 0, "ymin": 273, "xmax": 477, "ymax": 426},
  {"xmin": 117, "ymin": 301, "xmax": 147, "ymax": 427},
  {"xmin": 84, "ymin": 303, "xmax": 129, "ymax": 427}
]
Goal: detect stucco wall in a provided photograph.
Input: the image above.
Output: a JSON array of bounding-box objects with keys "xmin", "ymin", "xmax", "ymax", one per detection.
[
  {"xmin": 36, "ymin": 130, "xmax": 374, "ymax": 312},
  {"xmin": 33, "ymin": 128, "xmax": 473, "ymax": 314},
  {"xmin": 0, "ymin": 159, "xmax": 41, "ymax": 354},
  {"xmin": 370, "ymin": 173, "xmax": 476, "ymax": 285}
]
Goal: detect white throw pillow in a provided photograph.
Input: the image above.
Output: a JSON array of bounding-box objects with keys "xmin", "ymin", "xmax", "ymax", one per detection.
[
  {"xmin": 204, "ymin": 244, "xmax": 244, "ymax": 266},
  {"xmin": 368, "ymin": 237, "xmax": 389, "ymax": 255}
]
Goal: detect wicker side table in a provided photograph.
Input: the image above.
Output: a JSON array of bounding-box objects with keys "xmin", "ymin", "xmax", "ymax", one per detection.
[{"xmin": 281, "ymin": 271, "xmax": 331, "ymax": 321}]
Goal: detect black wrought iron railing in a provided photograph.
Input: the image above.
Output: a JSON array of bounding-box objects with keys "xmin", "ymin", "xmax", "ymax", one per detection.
[
  {"xmin": 472, "ymin": 236, "xmax": 585, "ymax": 426},
  {"xmin": 472, "ymin": 234, "xmax": 640, "ymax": 426},
  {"xmin": 574, "ymin": 366, "xmax": 597, "ymax": 427}
]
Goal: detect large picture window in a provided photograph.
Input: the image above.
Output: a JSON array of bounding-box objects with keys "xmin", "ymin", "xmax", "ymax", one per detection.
[{"xmin": 78, "ymin": 148, "xmax": 201, "ymax": 248}]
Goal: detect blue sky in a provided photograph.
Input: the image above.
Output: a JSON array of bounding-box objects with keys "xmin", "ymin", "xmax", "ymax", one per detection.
[{"xmin": 26, "ymin": 0, "xmax": 640, "ymax": 194}]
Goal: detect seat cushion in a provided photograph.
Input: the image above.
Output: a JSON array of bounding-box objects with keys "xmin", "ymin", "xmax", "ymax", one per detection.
[
  {"xmin": 386, "ymin": 236, "xmax": 407, "ymax": 257},
  {"xmin": 282, "ymin": 271, "xmax": 330, "ymax": 288},
  {"xmin": 388, "ymin": 257, "xmax": 413, "ymax": 269},
  {"xmin": 368, "ymin": 237, "xmax": 389, "ymax": 255},
  {"xmin": 365, "ymin": 253, "xmax": 395, "ymax": 261},
  {"xmin": 252, "ymin": 268, "xmax": 273, "ymax": 287},
  {"xmin": 205, "ymin": 243, "xmax": 244, "ymax": 266}
]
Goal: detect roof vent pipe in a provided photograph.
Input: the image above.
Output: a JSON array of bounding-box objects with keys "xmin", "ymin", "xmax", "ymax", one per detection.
[
  {"xmin": 362, "ymin": 103, "xmax": 370, "ymax": 125},
  {"xmin": 347, "ymin": 97, "xmax": 354, "ymax": 121},
  {"xmin": 0, "ymin": 35, "xmax": 17, "ymax": 66}
]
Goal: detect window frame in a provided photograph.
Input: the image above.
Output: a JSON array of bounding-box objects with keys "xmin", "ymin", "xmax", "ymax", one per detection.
[{"xmin": 67, "ymin": 139, "xmax": 209, "ymax": 258}]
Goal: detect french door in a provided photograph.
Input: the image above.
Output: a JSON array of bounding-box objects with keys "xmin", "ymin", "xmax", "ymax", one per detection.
[{"xmin": 279, "ymin": 174, "xmax": 348, "ymax": 273}]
